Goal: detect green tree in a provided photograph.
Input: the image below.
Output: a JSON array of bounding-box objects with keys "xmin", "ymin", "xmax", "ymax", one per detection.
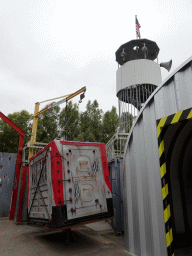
[
  {"xmin": 102, "ymin": 106, "xmax": 119, "ymax": 143},
  {"xmin": 119, "ymin": 112, "xmax": 135, "ymax": 133},
  {"xmin": 77, "ymin": 100, "xmax": 103, "ymax": 142},
  {"xmin": 36, "ymin": 103, "xmax": 60, "ymax": 143},
  {"xmin": 59, "ymin": 101, "xmax": 80, "ymax": 141},
  {"xmin": 0, "ymin": 110, "xmax": 33, "ymax": 153}
]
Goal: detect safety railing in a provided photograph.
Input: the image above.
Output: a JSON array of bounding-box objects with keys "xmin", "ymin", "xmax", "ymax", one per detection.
[{"xmin": 106, "ymin": 132, "xmax": 129, "ymax": 163}]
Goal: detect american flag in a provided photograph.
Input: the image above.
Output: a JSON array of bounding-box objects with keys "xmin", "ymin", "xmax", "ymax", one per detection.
[{"xmin": 136, "ymin": 17, "xmax": 141, "ymax": 39}]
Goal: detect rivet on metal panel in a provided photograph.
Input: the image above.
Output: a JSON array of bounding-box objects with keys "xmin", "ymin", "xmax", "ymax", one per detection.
[
  {"xmin": 66, "ymin": 153, "xmax": 69, "ymax": 156},
  {"xmin": 57, "ymin": 170, "xmax": 59, "ymax": 173},
  {"xmin": 67, "ymin": 169, "xmax": 70, "ymax": 173},
  {"xmin": 69, "ymin": 188, "xmax": 72, "ymax": 193},
  {"xmin": 58, "ymin": 189, "xmax": 60, "ymax": 193},
  {"xmin": 70, "ymin": 197, "xmax": 72, "ymax": 203},
  {"xmin": 67, "ymin": 161, "xmax": 69, "ymax": 166},
  {"xmin": 57, "ymin": 160, "xmax": 59, "ymax": 164}
]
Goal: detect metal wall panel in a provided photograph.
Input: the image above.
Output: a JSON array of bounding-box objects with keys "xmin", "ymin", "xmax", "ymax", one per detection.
[
  {"xmin": 154, "ymin": 87, "xmax": 166, "ymax": 120},
  {"xmin": 175, "ymin": 63, "xmax": 192, "ymax": 111},
  {"xmin": 123, "ymin": 56, "xmax": 192, "ymax": 256},
  {"xmin": 161, "ymin": 79, "xmax": 179, "ymax": 116},
  {"xmin": 132, "ymin": 115, "xmax": 147, "ymax": 255},
  {"xmin": 129, "ymin": 135, "xmax": 141, "ymax": 256},
  {"xmin": 0, "ymin": 153, "xmax": 17, "ymax": 217},
  {"xmin": 143, "ymin": 102, "xmax": 168, "ymax": 256},
  {"xmin": 125, "ymin": 139, "xmax": 136, "ymax": 253},
  {"xmin": 108, "ymin": 158, "xmax": 124, "ymax": 235}
]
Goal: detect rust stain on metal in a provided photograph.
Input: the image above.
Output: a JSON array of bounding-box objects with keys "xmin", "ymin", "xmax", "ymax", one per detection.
[
  {"xmin": 82, "ymin": 187, "xmax": 91, "ymax": 195},
  {"xmin": 0, "ymin": 165, "xmax": 3, "ymax": 170},
  {"xmin": 79, "ymin": 161, "xmax": 88, "ymax": 170},
  {"xmin": 9, "ymin": 155, "xmax": 12, "ymax": 161}
]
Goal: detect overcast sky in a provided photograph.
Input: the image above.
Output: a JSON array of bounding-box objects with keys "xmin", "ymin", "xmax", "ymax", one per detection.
[{"xmin": 1, "ymin": 0, "xmax": 192, "ymax": 116}]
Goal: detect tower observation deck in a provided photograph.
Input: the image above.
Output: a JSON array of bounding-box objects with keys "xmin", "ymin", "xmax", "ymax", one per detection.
[{"xmin": 116, "ymin": 38, "xmax": 162, "ymax": 133}]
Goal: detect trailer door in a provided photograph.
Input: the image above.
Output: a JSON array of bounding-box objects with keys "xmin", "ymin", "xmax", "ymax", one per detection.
[{"xmin": 62, "ymin": 144, "xmax": 108, "ymax": 220}]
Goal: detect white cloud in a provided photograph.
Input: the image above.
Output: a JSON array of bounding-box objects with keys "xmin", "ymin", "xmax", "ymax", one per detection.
[{"xmin": 0, "ymin": 0, "xmax": 192, "ymax": 119}]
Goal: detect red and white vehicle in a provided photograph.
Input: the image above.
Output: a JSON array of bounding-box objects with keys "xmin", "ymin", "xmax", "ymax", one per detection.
[{"xmin": 28, "ymin": 140, "xmax": 113, "ymax": 228}]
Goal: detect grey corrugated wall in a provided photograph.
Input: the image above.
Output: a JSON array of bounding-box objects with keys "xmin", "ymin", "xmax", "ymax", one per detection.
[{"xmin": 123, "ymin": 56, "xmax": 192, "ymax": 256}]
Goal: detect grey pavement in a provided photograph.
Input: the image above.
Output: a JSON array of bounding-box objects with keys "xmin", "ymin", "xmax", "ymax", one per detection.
[
  {"xmin": 0, "ymin": 218, "xmax": 131, "ymax": 256},
  {"xmin": 85, "ymin": 221, "xmax": 125, "ymax": 247}
]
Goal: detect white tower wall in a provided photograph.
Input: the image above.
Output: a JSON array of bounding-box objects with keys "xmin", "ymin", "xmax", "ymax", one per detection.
[{"xmin": 116, "ymin": 59, "xmax": 162, "ymax": 95}]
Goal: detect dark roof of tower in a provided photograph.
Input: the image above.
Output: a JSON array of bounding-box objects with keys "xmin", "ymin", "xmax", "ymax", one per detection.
[{"xmin": 115, "ymin": 39, "xmax": 160, "ymax": 65}]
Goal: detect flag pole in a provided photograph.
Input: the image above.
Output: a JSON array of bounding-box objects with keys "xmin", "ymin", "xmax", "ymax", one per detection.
[{"xmin": 135, "ymin": 15, "xmax": 137, "ymax": 39}]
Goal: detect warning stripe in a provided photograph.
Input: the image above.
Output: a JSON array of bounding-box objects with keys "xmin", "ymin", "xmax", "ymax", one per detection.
[
  {"xmin": 156, "ymin": 108, "xmax": 192, "ymax": 256},
  {"xmin": 156, "ymin": 107, "xmax": 192, "ymax": 130},
  {"xmin": 158, "ymin": 131, "xmax": 173, "ymax": 256},
  {"xmin": 156, "ymin": 107, "xmax": 192, "ymax": 256}
]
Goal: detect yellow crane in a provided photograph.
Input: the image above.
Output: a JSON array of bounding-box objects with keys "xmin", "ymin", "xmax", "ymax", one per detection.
[{"xmin": 29, "ymin": 86, "xmax": 86, "ymax": 159}]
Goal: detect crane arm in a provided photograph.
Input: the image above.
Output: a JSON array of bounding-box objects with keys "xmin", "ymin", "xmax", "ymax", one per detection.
[{"xmin": 29, "ymin": 86, "xmax": 86, "ymax": 159}]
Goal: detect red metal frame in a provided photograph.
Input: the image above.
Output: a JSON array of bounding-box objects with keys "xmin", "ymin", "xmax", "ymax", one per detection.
[
  {"xmin": 50, "ymin": 141, "xmax": 64, "ymax": 206},
  {"xmin": 16, "ymin": 166, "xmax": 27, "ymax": 222},
  {"xmin": 0, "ymin": 112, "xmax": 25, "ymax": 220}
]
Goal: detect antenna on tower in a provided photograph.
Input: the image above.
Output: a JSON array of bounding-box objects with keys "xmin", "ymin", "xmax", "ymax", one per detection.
[{"xmin": 142, "ymin": 43, "xmax": 148, "ymax": 59}]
